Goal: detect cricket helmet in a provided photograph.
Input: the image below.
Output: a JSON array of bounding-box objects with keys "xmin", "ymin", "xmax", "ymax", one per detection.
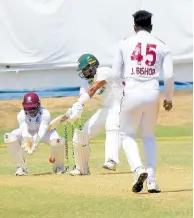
[
  {"xmin": 77, "ymin": 54, "xmax": 99, "ymax": 79},
  {"xmin": 22, "ymin": 92, "xmax": 40, "ymax": 117}
]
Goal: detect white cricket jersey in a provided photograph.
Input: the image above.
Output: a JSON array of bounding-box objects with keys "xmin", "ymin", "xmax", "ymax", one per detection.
[
  {"xmin": 17, "ymin": 107, "xmax": 51, "ymax": 138},
  {"xmin": 112, "ymin": 30, "xmax": 174, "ymax": 101},
  {"xmin": 80, "ymin": 67, "xmax": 123, "ymax": 107}
]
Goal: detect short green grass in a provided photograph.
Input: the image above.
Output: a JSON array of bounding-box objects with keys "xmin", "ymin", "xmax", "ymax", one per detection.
[
  {"xmin": 0, "ymin": 110, "xmax": 192, "ymax": 218},
  {"xmin": 0, "ymin": 140, "xmax": 192, "ymax": 218},
  {"xmin": 0, "ymin": 111, "xmax": 192, "ymax": 145}
]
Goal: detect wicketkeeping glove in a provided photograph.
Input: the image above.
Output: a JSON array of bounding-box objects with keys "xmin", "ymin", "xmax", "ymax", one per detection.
[
  {"xmin": 21, "ymin": 137, "xmax": 34, "ymax": 154},
  {"xmin": 30, "ymin": 134, "xmax": 40, "ymax": 154}
]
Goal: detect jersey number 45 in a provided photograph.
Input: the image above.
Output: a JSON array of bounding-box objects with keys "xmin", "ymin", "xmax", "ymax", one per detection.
[{"xmin": 131, "ymin": 43, "xmax": 157, "ymax": 67}]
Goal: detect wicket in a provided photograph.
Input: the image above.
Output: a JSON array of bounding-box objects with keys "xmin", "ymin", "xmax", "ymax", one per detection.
[{"xmin": 64, "ymin": 118, "xmax": 82, "ymax": 172}]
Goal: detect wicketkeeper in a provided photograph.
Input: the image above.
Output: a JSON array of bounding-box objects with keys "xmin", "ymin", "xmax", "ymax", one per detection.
[{"xmin": 4, "ymin": 92, "xmax": 65, "ymax": 175}]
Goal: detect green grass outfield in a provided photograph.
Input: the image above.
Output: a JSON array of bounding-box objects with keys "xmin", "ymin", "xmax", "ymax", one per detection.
[
  {"xmin": 0, "ymin": 111, "xmax": 192, "ymax": 218},
  {"xmin": 0, "ymin": 111, "xmax": 193, "ymax": 145},
  {"xmin": 0, "ymin": 140, "xmax": 192, "ymax": 218}
]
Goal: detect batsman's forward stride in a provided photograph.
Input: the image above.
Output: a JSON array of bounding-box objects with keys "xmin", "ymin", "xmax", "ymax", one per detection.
[{"xmin": 61, "ymin": 54, "xmax": 123, "ymax": 176}]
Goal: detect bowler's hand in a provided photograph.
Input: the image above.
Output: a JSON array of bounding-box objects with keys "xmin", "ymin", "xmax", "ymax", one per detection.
[{"xmin": 163, "ymin": 100, "xmax": 173, "ymax": 111}]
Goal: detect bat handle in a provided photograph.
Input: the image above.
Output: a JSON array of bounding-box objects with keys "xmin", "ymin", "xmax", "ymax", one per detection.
[{"xmin": 60, "ymin": 114, "xmax": 69, "ymax": 123}]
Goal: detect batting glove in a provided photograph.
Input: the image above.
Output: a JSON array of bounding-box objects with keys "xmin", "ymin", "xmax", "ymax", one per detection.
[
  {"xmin": 60, "ymin": 108, "xmax": 73, "ymax": 123},
  {"xmin": 68, "ymin": 102, "xmax": 83, "ymax": 121}
]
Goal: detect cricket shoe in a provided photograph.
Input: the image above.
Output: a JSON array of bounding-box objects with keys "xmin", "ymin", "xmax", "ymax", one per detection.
[
  {"xmin": 146, "ymin": 175, "xmax": 161, "ymax": 193},
  {"xmin": 103, "ymin": 160, "xmax": 116, "ymax": 171},
  {"xmin": 15, "ymin": 167, "xmax": 28, "ymax": 176},
  {"xmin": 69, "ymin": 168, "xmax": 90, "ymax": 176},
  {"xmin": 54, "ymin": 167, "xmax": 65, "ymax": 174},
  {"xmin": 64, "ymin": 166, "xmax": 70, "ymax": 174},
  {"xmin": 132, "ymin": 167, "xmax": 148, "ymax": 193}
]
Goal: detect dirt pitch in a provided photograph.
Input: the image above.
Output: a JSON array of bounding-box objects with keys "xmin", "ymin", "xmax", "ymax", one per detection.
[{"xmin": 0, "ymin": 90, "xmax": 193, "ymax": 129}]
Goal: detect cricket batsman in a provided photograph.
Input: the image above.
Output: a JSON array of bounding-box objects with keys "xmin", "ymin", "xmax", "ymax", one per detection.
[
  {"xmin": 4, "ymin": 92, "xmax": 65, "ymax": 175},
  {"xmin": 62, "ymin": 53, "xmax": 123, "ymax": 175},
  {"xmin": 111, "ymin": 10, "xmax": 174, "ymax": 193}
]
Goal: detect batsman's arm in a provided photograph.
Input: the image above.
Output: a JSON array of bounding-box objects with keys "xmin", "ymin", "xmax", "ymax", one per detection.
[
  {"xmin": 63, "ymin": 80, "xmax": 107, "ymax": 123},
  {"xmin": 65, "ymin": 69, "xmax": 111, "ymax": 122},
  {"xmin": 87, "ymin": 80, "xmax": 107, "ymax": 98},
  {"xmin": 77, "ymin": 80, "xmax": 107, "ymax": 105}
]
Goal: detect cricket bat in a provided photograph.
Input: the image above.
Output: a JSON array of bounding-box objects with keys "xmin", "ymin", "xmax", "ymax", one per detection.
[{"xmin": 48, "ymin": 114, "xmax": 68, "ymax": 131}]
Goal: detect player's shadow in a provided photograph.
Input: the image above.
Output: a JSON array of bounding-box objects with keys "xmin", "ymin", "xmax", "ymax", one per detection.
[
  {"xmin": 32, "ymin": 172, "xmax": 53, "ymax": 176},
  {"xmin": 101, "ymin": 171, "xmax": 132, "ymax": 175},
  {"xmin": 139, "ymin": 188, "xmax": 193, "ymax": 194},
  {"xmin": 159, "ymin": 188, "xmax": 193, "ymax": 193}
]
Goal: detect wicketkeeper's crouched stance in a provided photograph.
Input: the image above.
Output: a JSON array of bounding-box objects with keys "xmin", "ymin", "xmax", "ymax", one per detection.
[
  {"xmin": 61, "ymin": 54, "xmax": 123, "ymax": 175},
  {"xmin": 4, "ymin": 92, "xmax": 65, "ymax": 176}
]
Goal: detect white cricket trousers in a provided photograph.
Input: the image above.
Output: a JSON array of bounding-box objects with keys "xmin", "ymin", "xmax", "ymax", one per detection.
[
  {"xmin": 81, "ymin": 104, "xmax": 121, "ymax": 164},
  {"xmin": 120, "ymin": 89, "xmax": 159, "ymax": 176}
]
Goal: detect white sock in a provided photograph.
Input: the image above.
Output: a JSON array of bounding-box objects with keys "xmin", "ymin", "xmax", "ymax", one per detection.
[
  {"xmin": 122, "ymin": 135, "xmax": 142, "ymax": 172},
  {"xmin": 142, "ymin": 136, "xmax": 157, "ymax": 178}
]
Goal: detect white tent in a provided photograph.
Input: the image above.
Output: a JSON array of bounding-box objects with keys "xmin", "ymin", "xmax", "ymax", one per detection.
[{"xmin": 0, "ymin": 0, "xmax": 192, "ymax": 99}]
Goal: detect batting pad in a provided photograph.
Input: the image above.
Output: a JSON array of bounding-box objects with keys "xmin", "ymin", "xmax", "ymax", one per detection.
[
  {"xmin": 73, "ymin": 129, "xmax": 90, "ymax": 174},
  {"xmin": 4, "ymin": 133, "xmax": 18, "ymax": 143},
  {"xmin": 73, "ymin": 129, "xmax": 89, "ymax": 147},
  {"xmin": 105, "ymin": 130, "xmax": 121, "ymax": 164},
  {"xmin": 50, "ymin": 138, "xmax": 64, "ymax": 171},
  {"xmin": 74, "ymin": 145, "xmax": 90, "ymax": 175},
  {"xmin": 4, "ymin": 133, "xmax": 26, "ymax": 169}
]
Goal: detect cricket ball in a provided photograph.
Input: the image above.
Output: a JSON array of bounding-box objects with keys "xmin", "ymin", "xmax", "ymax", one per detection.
[{"xmin": 49, "ymin": 157, "xmax": 55, "ymax": 163}]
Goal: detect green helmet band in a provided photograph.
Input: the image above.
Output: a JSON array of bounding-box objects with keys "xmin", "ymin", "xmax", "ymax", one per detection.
[{"xmin": 77, "ymin": 54, "xmax": 99, "ymax": 71}]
